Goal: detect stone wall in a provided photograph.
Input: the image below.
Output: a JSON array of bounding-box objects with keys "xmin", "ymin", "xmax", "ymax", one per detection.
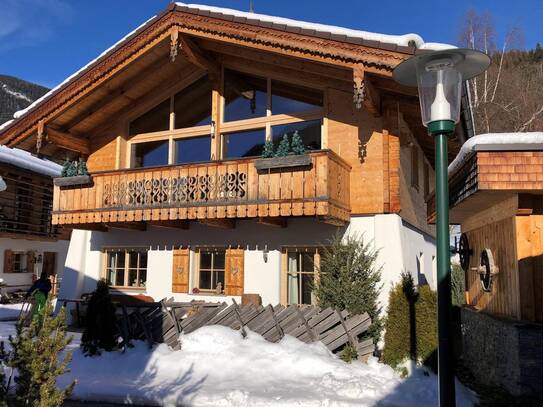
[{"xmin": 461, "ymin": 306, "xmax": 543, "ymax": 396}]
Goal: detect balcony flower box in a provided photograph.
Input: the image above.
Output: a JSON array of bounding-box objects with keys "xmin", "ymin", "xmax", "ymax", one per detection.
[
  {"xmin": 54, "ymin": 175, "xmax": 93, "ymax": 188},
  {"xmin": 254, "ymin": 154, "xmax": 311, "ymax": 172}
]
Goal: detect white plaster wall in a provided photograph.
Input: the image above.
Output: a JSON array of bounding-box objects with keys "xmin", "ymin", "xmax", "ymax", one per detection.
[
  {"xmin": 59, "ymin": 215, "xmax": 436, "ymax": 315},
  {"xmin": 0, "ymin": 237, "xmax": 69, "ymax": 291}
]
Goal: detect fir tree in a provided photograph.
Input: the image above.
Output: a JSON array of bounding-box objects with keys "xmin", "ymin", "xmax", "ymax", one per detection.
[
  {"xmin": 60, "ymin": 160, "xmax": 71, "ymax": 177},
  {"xmin": 77, "ymin": 160, "xmax": 89, "ymax": 176},
  {"xmin": 290, "ymin": 131, "xmax": 305, "ymax": 155},
  {"xmin": 81, "ymin": 279, "xmax": 119, "ymax": 356},
  {"xmin": 315, "ymin": 234, "xmax": 382, "ymax": 343},
  {"xmin": 262, "ymin": 139, "xmax": 275, "ymax": 158},
  {"xmin": 275, "ymin": 134, "xmax": 290, "ymax": 157},
  {"xmin": 8, "ymin": 300, "xmax": 75, "ymax": 406}
]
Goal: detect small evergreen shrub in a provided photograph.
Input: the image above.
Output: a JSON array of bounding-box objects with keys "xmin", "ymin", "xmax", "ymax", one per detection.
[
  {"xmin": 275, "ymin": 134, "xmax": 290, "ymax": 157},
  {"xmin": 8, "ymin": 300, "xmax": 75, "ymax": 406},
  {"xmin": 339, "ymin": 343, "xmax": 358, "ymax": 363},
  {"xmin": 290, "ymin": 131, "xmax": 305, "ymax": 155},
  {"xmin": 81, "ymin": 279, "xmax": 119, "ymax": 356},
  {"xmin": 315, "ymin": 234, "xmax": 382, "ymax": 343},
  {"xmin": 451, "ymin": 263, "xmax": 465, "ymax": 306},
  {"xmin": 262, "ymin": 139, "xmax": 275, "ymax": 158},
  {"xmin": 382, "ymin": 273, "xmax": 437, "ymax": 371}
]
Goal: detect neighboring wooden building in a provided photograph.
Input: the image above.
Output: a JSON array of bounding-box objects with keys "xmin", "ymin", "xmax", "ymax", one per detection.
[
  {"xmin": 0, "ymin": 4, "xmax": 471, "ymax": 310},
  {"xmin": 428, "ymin": 132, "xmax": 543, "ymax": 397},
  {"xmin": 0, "ymin": 146, "xmax": 69, "ymax": 293}
]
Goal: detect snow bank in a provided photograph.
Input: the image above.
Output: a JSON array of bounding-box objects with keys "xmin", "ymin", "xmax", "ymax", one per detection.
[
  {"xmin": 0, "ymin": 304, "xmax": 24, "ymax": 321},
  {"xmin": 449, "ymin": 132, "xmax": 543, "ymax": 176},
  {"xmin": 0, "ymin": 315, "xmax": 478, "ymax": 406},
  {"xmin": 0, "ymin": 145, "xmax": 62, "ymax": 177}
]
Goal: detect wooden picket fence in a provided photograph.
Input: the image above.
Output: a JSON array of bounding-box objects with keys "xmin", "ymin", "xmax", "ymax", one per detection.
[{"xmin": 116, "ymin": 299, "xmax": 374, "ymax": 360}]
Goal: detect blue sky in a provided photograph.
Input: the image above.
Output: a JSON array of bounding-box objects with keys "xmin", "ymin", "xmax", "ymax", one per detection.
[{"xmin": 0, "ymin": 0, "xmax": 541, "ymax": 89}]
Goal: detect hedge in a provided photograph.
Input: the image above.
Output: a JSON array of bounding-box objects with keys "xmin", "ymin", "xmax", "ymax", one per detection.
[{"xmin": 382, "ymin": 274, "xmax": 438, "ymax": 371}]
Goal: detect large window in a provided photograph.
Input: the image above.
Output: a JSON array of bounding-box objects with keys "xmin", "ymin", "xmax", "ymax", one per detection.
[
  {"xmin": 197, "ymin": 249, "xmax": 225, "ymax": 293},
  {"xmin": 12, "ymin": 252, "xmax": 28, "ymax": 273},
  {"xmin": 285, "ymin": 249, "xmax": 320, "ymax": 305},
  {"xmin": 223, "ymin": 128, "xmax": 265, "ymax": 159},
  {"xmin": 105, "ymin": 248, "xmax": 147, "ymax": 289},
  {"xmin": 127, "ymin": 69, "xmax": 324, "ymax": 167},
  {"xmin": 271, "ymin": 120, "xmax": 322, "ymax": 151},
  {"xmin": 224, "ymin": 70, "xmax": 267, "ymax": 122},
  {"xmin": 133, "ymin": 140, "xmax": 169, "ymax": 168},
  {"xmin": 175, "ymin": 136, "xmax": 211, "ymax": 164}
]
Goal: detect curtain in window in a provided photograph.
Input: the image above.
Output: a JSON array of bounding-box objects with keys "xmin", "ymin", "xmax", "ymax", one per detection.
[{"xmin": 287, "ymin": 252, "xmax": 299, "ymax": 305}]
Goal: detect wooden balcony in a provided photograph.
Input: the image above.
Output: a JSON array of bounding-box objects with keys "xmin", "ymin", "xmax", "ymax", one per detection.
[{"xmin": 52, "ymin": 150, "xmax": 351, "ymax": 229}]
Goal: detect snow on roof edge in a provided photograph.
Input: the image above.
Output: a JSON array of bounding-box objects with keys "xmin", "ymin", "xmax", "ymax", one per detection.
[
  {"xmin": 448, "ymin": 132, "xmax": 543, "ymax": 177},
  {"xmin": 0, "ymin": 145, "xmax": 62, "ymax": 177},
  {"xmin": 176, "ymin": 2, "xmax": 425, "ymax": 47}
]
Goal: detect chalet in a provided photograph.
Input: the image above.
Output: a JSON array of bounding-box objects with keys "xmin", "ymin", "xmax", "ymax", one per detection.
[
  {"xmin": 0, "ymin": 3, "xmax": 473, "ymax": 311},
  {"xmin": 0, "ymin": 146, "xmax": 69, "ymax": 295}
]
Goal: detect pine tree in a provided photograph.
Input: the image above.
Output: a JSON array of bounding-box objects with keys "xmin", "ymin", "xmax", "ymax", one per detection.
[
  {"xmin": 315, "ymin": 234, "xmax": 382, "ymax": 343},
  {"xmin": 262, "ymin": 139, "xmax": 275, "ymax": 158},
  {"xmin": 77, "ymin": 160, "xmax": 89, "ymax": 176},
  {"xmin": 81, "ymin": 279, "xmax": 119, "ymax": 356},
  {"xmin": 290, "ymin": 131, "xmax": 305, "ymax": 155},
  {"xmin": 60, "ymin": 160, "xmax": 71, "ymax": 177},
  {"xmin": 275, "ymin": 134, "xmax": 290, "ymax": 157},
  {"xmin": 8, "ymin": 300, "xmax": 75, "ymax": 406}
]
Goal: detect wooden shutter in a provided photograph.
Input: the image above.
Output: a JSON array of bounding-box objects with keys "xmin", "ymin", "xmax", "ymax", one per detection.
[
  {"xmin": 3, "ymin": 250, "xmax": 13, "ymax": 273},
  {"xmin": 172, "ymin": 248, "xmax": 190, "ymax": 293},
  {"xmin": 225, "ymin": 248, "xmax": 244, "ymax": 296},
  {"xmin": 27, "ymin": 251, "xmax": 36, "ymax": 274}
]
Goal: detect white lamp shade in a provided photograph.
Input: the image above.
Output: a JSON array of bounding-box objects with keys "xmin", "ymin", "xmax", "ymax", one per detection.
[{"xmin": 0, "ymin": 176, "xmax": 6, "ymax": 192}]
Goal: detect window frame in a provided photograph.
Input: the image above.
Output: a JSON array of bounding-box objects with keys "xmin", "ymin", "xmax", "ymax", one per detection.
[
  {"xmin": 280, "ymin": 247, "xmax": 321, "ymax": 305},
  {"xmin": 102, "ymin": 247, "xmax": 148, "ymax": 290},
  {"xmin": 195, "ymin": 248, "xmax": 226, "ymax": 294},
  {"xmin": 125, "ymin": 68, "xmax": 325, "ymax": 168},
  {"xmin": 12, "ymin": 251, "xmax": 28, "ymax": 273}
]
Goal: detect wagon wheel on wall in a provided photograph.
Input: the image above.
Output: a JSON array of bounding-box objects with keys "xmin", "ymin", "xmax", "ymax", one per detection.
[
  {"xmin": 458, "ymin": 233, "xmax": 473, "ymax": 271},
  {"xmin": 477, "ymin": 248, "xmax": 499, "ymax": 292}
]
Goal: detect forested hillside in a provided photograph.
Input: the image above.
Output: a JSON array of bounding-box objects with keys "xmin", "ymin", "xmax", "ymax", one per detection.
[
  {"xmin": 459, "ymin": 10, "xmax": 543, "ymax": 134},
  {"xmin": 0, "ymin": 75, "xmax": 49, "ymax": 125}
]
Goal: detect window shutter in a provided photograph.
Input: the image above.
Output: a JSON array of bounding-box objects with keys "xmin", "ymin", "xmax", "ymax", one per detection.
[
  {"xmin": 27, "ymin": 251, "xmax": 36, "ymax": 274},
  {"xmin": 172, "ymin": 248, "xmax": 190, "ymax": 293},
  {"xmin": 225, "ymin": 248, "xmax": 244, "ymax": 296},
  {"xmin": 3, "ymin": 250, "xmax": 13, "ymax": 273}
]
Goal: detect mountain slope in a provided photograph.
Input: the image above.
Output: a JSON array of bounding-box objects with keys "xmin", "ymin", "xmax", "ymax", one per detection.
[{"xmin": 0, "ymin": 75, "xmax": 49, "ymax": 125}]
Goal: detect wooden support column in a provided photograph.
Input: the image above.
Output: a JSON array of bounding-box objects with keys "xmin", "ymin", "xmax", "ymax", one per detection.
[{"xmin": 210, "ymin": 68, "xmax": 222, "ymax": 160}]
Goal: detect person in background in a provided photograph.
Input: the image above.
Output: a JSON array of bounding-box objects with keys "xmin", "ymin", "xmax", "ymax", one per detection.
[{"xmin": 26, "ymin": 271, "xmax": 52, "ymax": 321}]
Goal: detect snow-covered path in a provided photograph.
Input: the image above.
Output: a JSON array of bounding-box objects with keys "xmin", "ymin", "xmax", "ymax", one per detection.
[{"xmin": 0, "ymin": 318, "xmax": 476, "ymax": 407}]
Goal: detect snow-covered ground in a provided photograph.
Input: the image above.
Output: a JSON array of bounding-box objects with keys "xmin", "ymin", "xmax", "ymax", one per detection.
[
  {"xmin": 0, "ymin": 303, "xmax": 25, "ymax": 321},
  {"xmin": 0, "ymin": 315, "xmax": 477, "ymax": 406}
]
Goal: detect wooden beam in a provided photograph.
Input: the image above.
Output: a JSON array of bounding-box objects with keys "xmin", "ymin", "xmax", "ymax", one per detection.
[
  {"xmin": 45, "ymin": 126, "xmax": 90, "ymax": 155},
  {"xmin": 257, "ymin": 217, "xmax": 287, "ymax": 228},
  {"xmin": 148, "ymin": 220, "xmax": 189, "ymax": 230},
  {"xmin": 64, "ymin": 223, "xmax": 108, "ymax": 232},
  {"xmin": 363, "ymin": 76, "xmax": 381, "ymax": 117},
  {"xmin": 106, "ymin": 222, "xmax": 146, "ymax": 231},
  {"xmin": 179, "ymin": 34, "xmax": 219, "ymax": 76},
  {"xmin": 199, "ymin": 219, "xmax": 235, "ymax": 229},
  {"xmin": 318, "ymin": 216, "xmax": 346, "ymax": 227}
]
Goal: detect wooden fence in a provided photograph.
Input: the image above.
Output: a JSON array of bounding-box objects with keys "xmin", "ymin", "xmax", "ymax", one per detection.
[{"xmin": 111, "ymin": 299, "xmax": 374, "ymax": 360}]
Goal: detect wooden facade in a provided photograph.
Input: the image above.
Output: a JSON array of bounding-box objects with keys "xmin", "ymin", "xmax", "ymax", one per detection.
[
  {"xmin": 0, "ymin": 4, "xmax": 462, "ymax": 234},
  {"xmin": 433, "ymin": 151, "xmax": 543, "ymax": 322},
  {"xmin": 52, "ymin": 150, "xmax": 351, "ymax": 227},
  {"xmin": 0, "ymin": 162, "xmax": 63, "ymax": 240}
]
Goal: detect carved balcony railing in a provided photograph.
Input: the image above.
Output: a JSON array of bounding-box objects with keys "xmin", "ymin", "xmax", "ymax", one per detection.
[{"xmin": 51, "ymin": 150, "xmax": 351, "ymax": 226}]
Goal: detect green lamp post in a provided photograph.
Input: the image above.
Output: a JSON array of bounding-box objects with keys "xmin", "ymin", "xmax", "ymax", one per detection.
[{"xmin": 393, "ymin": 48, "xmax": 490, "ymax": 407}]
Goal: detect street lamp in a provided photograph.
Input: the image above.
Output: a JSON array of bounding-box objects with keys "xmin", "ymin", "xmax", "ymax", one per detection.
[{"xmin": 393, "ymin": 49, "xmax": 489, "ymax": 407}]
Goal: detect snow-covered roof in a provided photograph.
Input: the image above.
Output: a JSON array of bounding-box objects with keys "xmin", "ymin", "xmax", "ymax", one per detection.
[
  {"xmin": 0, "ymin": 145, "xmax": 62, "ymax": 177},
  {"xmin": 0, "ymin": 3, "xmax": 455, "ymax": 135},
  {"xmin": 448, "ymin": 132, "xmax": 543, "ymax": 176}
]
